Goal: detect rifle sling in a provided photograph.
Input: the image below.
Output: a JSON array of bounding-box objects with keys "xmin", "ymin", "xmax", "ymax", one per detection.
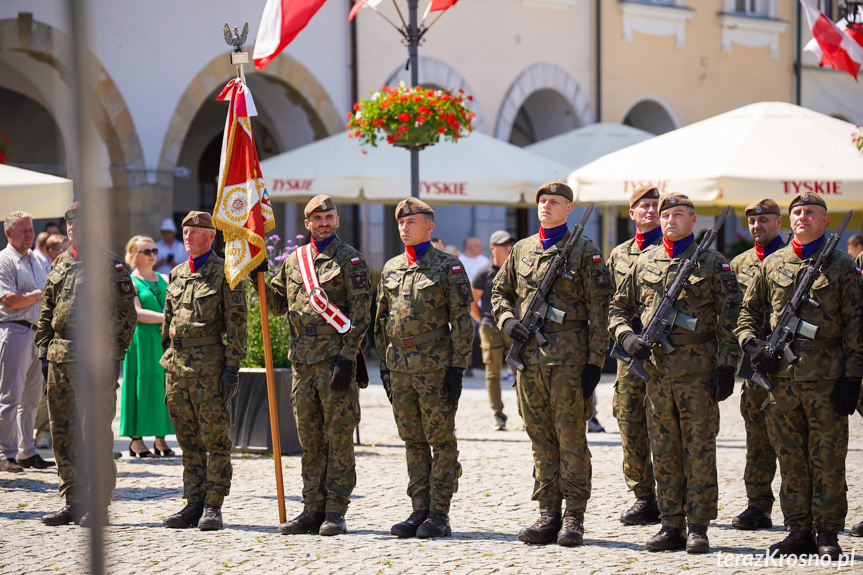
[
  {"xmin": 539, "ymin": 319, "xmax": 587, "ymax": 333},
  {"xmin": 667, "ymin": 332, "xmax": 716, "ymax": 346}
]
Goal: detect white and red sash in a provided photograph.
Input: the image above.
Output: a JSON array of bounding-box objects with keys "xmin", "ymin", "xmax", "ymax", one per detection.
[{"xmin": 296, "ymin": 244, "xmax": 351, "ymax": 334}]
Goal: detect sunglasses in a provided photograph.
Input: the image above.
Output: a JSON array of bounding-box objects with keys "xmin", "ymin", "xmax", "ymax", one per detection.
[{"xmin": 140, "ymin": 248, "xmax": 159, "ymax": 256}]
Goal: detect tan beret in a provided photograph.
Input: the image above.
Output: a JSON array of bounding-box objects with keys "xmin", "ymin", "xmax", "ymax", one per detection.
[
  {"xmin": 630, "ymin": 185, "xmax": 660, "ymax": 209},
  {"xmin": 788, "ymin": 192, "xmax": 827, "ymax": 212},
  {"xmin": 181, "ymin": 211, "xmax": 215, "ymax": 229},
  {"xmin": 64, "ymin": 201, "xmax": 81, "ymax": 221},
  {"xmin": 535, "ymin": 181, "xmax": 573, "ymax": 204},
  {"xmin": 659, "ymin": 193, "xmax": 695, "ymax": 213},
  {"xmin": 745, "ymin": 198, "xmax": 781, "ymax": 217},
  {"xmin": 395, "ymin": 197, "xmax": 435, "ymax": 220},
  {"xmin": 304, "ymin": 194, "xmax": 336, "ymax": 219}
]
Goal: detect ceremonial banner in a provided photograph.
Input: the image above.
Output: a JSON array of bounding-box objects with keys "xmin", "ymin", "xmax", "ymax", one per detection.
[{"xmin": 214, "ymin": 78, "xmax": 275, "ymax": 288}]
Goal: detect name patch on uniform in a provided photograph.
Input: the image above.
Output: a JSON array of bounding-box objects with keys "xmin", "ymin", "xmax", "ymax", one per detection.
[
  {"xmin": 592, "ymin": 254, "xmax": 602, "ymax": 263},
  {"xmin": 452, "ymin": 265, "xmax": 462, "ymax": 273},
  {"xmin": 521, "ymin": 257, "xmax": 533, "ymax": 266},
  {"xmin": 351, "ymin": 257, "xmax": 361, "ymax": 265},
  {"xmin": 777, "ymin": 267, "xmax": 794, "ymax": 279},
  {"xmin": 646, "ymin": 265, "xmax": 661, "ymax": 275}
]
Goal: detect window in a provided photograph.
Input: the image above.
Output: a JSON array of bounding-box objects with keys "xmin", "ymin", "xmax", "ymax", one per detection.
[{"xmin": 723, "ymin": 0, "xmax": 775, "ymax": 17}]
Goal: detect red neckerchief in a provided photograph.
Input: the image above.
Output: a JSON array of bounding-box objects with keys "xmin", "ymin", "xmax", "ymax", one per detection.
[
  {"xmin": 188, "ymin": 256, "xmax": 195, "ymax": 273},
  {"xmin": 405, "ymin": 241, "xmax": 430, "ymax": 266},
  {"xmin": 635, "ymin": 226, "xmax": 662, "ymax": 251},
  {"xmin": 791, "ymin": 235, "xmax": 825, "ymax": 260},
  {"xmin": 70, "ymin": 246, "xmax": 79, "ymax": 260}
]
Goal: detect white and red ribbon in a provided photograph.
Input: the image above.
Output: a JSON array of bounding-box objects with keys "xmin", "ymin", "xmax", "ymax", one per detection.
[{"xmin": 296, "ymin": 244, "xmax": 351, "ymax": 334}]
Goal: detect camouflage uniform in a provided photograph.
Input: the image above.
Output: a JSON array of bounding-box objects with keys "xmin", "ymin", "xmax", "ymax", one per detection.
[
  {"xmin": 736, "ymin": 243, "xmax": 863, "ymax": 533},
  {"xmin": 492, "ymin": 231, "xmax": 613, "ymax": 513},
  {"xmin": 607, "ymin": 235, "xmax": 661, "ymax": 500},
  {"xmin": 374, "ymin": 247, "xmax": 473, "ymax": 515},
  {"xmin": 35, "ymin": 249, "xmax": 137, "ymax": 507},
  {"xmin": 729, "ymin": 242, "xmax": 784, "ymax": 515},
  {"xmin": 262, "ymin": 235, "xmax": 370, "ymax": 515},
  {"xmin": 161, "ymin": 253, "xmax": 247, "ymax": 508},
  {"xmin": 609, "ymin": 242, "xmax": 742, "ymax": 529}
]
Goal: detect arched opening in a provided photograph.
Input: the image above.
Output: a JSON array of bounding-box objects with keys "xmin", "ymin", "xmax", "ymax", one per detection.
[
  {"xmin": 0, "ymin": 86, "xmax": 66, "ymax": 175},
  {"xmin": 622, "ymin": 100, "xmax": 677, "ymax": 135},
  {"xmin": 510, "ymin": 89, "xmax": 581, "ymax": 148}
]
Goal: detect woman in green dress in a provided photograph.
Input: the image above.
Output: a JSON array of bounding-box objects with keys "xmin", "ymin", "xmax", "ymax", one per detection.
[{"xmin": 120, "ymin": 235, "xmax": 175, "ymax": 457}]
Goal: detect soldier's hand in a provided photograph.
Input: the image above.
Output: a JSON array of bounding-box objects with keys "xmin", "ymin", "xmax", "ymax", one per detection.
[
  {"xmin": 581, "ymin": 364, "xmax": 602, "ymax": 398},
  {"xmin": 619, "ymin": 332, "xmax": 651, "ymax": 361},
  {"xmin": 380, "ymin": 369, "xmax": 393, "ymax": 404},
  {"xmin": 831, "ymin": 377, "xmax": 861, "ymax": 416},
  {"xmin": 330, "ymin": 356, "xmax": 354, "ymax": 392},
  {"xmin": 219, "ymin": 366, "xmax": 241, "ymax": 403},
  {"xmin": 711, "ymin": 366, "xmax": 736, "ymax": 402},
  {"xmin": 742, "ymin": 338, "xmax": 781, "ymax": 374},
  {"xmin": 442, "ymin": 367, "xmax": 464, "ymax": 406},
  {"xmin": 41, "ymin": 359, "xmax": 49, "ymax": 382},
  {"xmin": 503, "ymin": 318, "xmax": 530, "ymax": 344}
]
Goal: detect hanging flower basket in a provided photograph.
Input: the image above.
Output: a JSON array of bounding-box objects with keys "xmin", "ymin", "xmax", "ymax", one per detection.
[{"xmin": 346, "ymin": 82, "xmax": 475, "ymax": 149}]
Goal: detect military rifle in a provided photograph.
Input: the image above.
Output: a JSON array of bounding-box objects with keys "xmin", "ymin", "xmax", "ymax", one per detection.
[
  {"xmin": 739, "ymin": 210, "xmax": 852, "ymax": 392},
  {"xmin": 505, "ymin": 204, "xmax": 594, "ymax": 372},
  {"xmin": 611, "ymin": 206, "xmax": 731, "ymax": 383}
]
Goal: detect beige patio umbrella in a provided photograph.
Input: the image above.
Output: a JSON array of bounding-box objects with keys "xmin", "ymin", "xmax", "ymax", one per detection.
[{"xmin": 0, "ymin": 164, "xmax": 73, "ymax": 217}]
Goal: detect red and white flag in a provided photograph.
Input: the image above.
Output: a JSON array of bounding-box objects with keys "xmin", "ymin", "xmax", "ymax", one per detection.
[
  {"xmin": 253, "ymin": 0, "xmax": 328, "ymax": 70},
  {"xmin": 800, "ymin": 0, "xmax": 863, "ymax": 80},
  {"xmin": 430, "ymin": 0, "xmax": 458, "ymax": 11},
  {"xmin": 213, "ymin": 78, "xmax": 275, "ymax": 288},
  {"xmin": 349, "ymin": 0, "xmax": 384, "ymax": 21}
]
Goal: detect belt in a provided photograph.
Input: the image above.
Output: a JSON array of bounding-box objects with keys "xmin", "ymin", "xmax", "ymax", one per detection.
[
  {"xmin": 668, "ymin": 332, "xmax": 716, "ymax": 346},
  {"xmin": 1, "ymin": 320, "xmax": 36, "ymax": 330},
  {"xmin": 172, "ymin": 335, "xmax": 222, "ymax": 349},
  {"xmin": 539, "ymin": 319, "xmax": 587, "ymax": 334},
  {"xmin": 304, "ymin": 324, "xmax": 338, "ymax": 337},
  {"xmin": 789, "ymin": 336, "xmax": 843, "ymax": 351},
  {"xmin": 393, "ymin": 325, "xmax": 450, "ymax": 349}
]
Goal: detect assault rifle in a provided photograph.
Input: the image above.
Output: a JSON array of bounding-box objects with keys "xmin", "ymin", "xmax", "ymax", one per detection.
[
  {"xmin": 738, "ymin": 210, "xmax": 852, "ymax": 392},
  {"xmin": 505, "ymin": 204, "xmax": 594, "ymax": 372},
  {"xmin": 610, "ymin": 206, "xmax": 731, "ymax": 383}
]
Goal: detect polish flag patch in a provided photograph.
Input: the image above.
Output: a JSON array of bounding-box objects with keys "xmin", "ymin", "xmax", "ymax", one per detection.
[
  {"xmin": 452, "ymin": 265, "xmax": 462, "ymax": 273},
  {"xmin": 115, "ymin": 263, "xmax": 125, "ymax": 270},
  {"xmin": 592, "ymin": 254, "xmax": 602, "ymax": 263},
  {"xmin": 721, "ymin": 263, "xmax": 730, "ymax": 271},
  {"xmin": 351, "ymin": 257, "xmax": 360, "ymax": 265}
]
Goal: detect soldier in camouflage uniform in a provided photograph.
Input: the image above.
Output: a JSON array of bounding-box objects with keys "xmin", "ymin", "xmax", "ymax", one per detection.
[
  {"xmin": 854, "ymin": 251, "xmax": 863, "ymax": 539},
  {"xmin": 728, "ymin": 198, "xmax": 785, "ymax": 532},
  {"xmin": 736, "ymin": 193, "xmax": 863, "ymax": 559},
  {"xmin": 37, "ymin": 202, "xmax": 138, "ymax": 527},
  {"xmin": 606, "ymin": 185, "xmax": 662, "ymax": 526},
  {"xmin": 492, "ymin": 181, "xmax": 613, "ymax": 547},
  {"xmin": 262, "ymin": 195, "xmax": 370, "ymax": 537},
  {"xmin": 609, "ymin": 193, "xmax": 741, "ymax": 554},
  {"xmin": 161, "ymin": 211, "xmax": 247, "ymax": 532},
  {"xmin": 374, "ymin": 197, "xmax": 474, "ymax": 539}
]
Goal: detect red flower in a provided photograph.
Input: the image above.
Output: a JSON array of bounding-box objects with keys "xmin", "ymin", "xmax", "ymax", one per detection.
[
  {"xmin": 413, "ymin": 96, "xmax": 423, "ymax": 103},
  {"xmin": 467, "ymin": 95, "xmax": 473, "ymax": 101},
  {"xmin": 438, "ymin": 114, "xmax": 447, "ymax": 121},
  {"xmin": 458, "ymin": 88, "xmax": 464, "ymax": 94},
  {"xmin": 398, "ymin": 125, "xmax": 409, "ymax": 133},
  {"xmin": 437, "ymin": 126, "xmax": 446, "ymax": 134},
  {"xmin": 353, "ymin": 103, "xmax": 360, "ymax": 111},
  {"xmin": 418, "ymin": 105, "xmax": 430, "ymax": 115},
  {"xmin": 400, "ymin": 96, "xmax": 409, "ymax": 102},
  {"xmin": 448, "ymin": 113, "xmax": 455, "ymax": 122},
  {"xmin": 387, "ymin": 135, "xmax": 395, "ymax": 143},
  {"xmin": 346, "ymin": 111, "xmax": 353, "ymax": 119},
  {"xmin": 398, "ymin": 113, "xmax": 411, "ymax": 122},
  {"xmin": 417, "ymin": 116, "xmax": 426, "ymax": 124},
  {"xmin": 373, "ymin": 118, "xmax": 384, "ymax": 126},
  {"xmin": 428, "ymin": 98, "xmax": 437, "ymax": 106},
  {"xmin": 451, "ymin": 122, "xmax": 460, "ymax": 130},
  {"xmin": 395, "ymin": 133, "xmax": 403, "ymax": 140}
]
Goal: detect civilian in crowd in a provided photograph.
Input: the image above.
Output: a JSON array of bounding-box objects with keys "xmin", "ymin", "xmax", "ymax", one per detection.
[
  {"xmin": 0, "ymin": 212, "xmax": 53, "ymax": 472},
  {"xmin": 43, "ymin": 221, "xmax": 60, "ymax": 235},
  {"xmin": 154, "ymin": 218, "xmax": 188, "ymax": 275},
  {"xmin": 431, "ymin": 237, "xmax": 445, "ymax": 251},
  {"xmin": 120, "ymin": 236, "xmax": 175, "ymax": 458},
  {"xmin": 460, "ymin": 236, "xmax": 489, "ymax": 285},
  {"xmin": 45, "ymin": 234, "xmax": 69, "ymax": 263},
  {"xmin": 847, "ymin": 234, "xmax": 863, "ymax": 259},
  {"xmin": 32, "ymin": 232, "xmax": 51, "ymax": 273},
  {"xmin": 444, "ymin": 245, "xmax": 460, "ymax": 257}
]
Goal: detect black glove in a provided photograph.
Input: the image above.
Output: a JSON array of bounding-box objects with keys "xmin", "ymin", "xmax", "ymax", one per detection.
[
  {"xmin": 41, "ymin": 359, "xmax": 49, "ymax": 382},
  {"xmin": 831, "ymin": 377, "xmax": 861, "ymax": 416},
  {"xmin": 742, "ymin": 338, "xmax": 781, "ymax": 374},
  {"xmin": 503, "ymin": 318, "xmax": 530, "ymax": 344},
  {"xmin": 619, "ymin": 331, "xmax": 651, "ymax": 361},
  {"xmin": 441, "ymin": 367, "xmax": 464, "ymax": 406},
  {"xmin": 330, "ymin": 356, "xmax": 354, "ymax": 392},
  {"xmin": 711, "ymin": 366, "xmax": 736, "ymax": 402},
  {"xmin": 219, "ymin": 366, "xmax": 240, "ymax": 403},
  {"xmin": 581, "ymin": 364, "xmax": 602, "ymax": 399},
  {"xmin": 380, "ymin": 369, "xmax": 393, "ymax": 404},
  {"xmin": 107, "ymin": 359, "xmax": 122, "ymax": 386}
]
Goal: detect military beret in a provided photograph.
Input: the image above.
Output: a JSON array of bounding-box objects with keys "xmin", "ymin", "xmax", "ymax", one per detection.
[
  {"xmin": 395, "ymin": 197, "xmax": 435, "ymax": 220},
  {"xmin": 304, "ymin": 194, "xmax": 336, "ymax": 219},
  {"xmin": 181, "ymin": 211, "xmax": 215, "ymax": 229},
  {"xmin": 788, "ymin": 192, "xmax": 827, "ymax": 212},
  {"xmin": 745, "ymin": 198, "xmax": 781, "ymax": 217},
  {"xmin": 535, "ymin": 181, "xmax": 573, "ymax": 204},
  {"xmin": 64, "ymin": 201, "xmax": 81, "ymax": 221},
  {"xmin": 630, "ymin": 185, "xmax": 660, "ymax": 208},
  {"xmin": 659, "ymin": 193, "xmax": 695, "ymax": 213}
]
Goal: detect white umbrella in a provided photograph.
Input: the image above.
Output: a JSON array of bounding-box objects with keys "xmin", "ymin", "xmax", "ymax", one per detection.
[
  {"xmin": 0, "ymin": 164, "xmax": 73, "ymax": 218},
  {"xmin": 527, "ymin": 123, "xmax": 653, "ymax": 169},
  {"xmin": 261, "ymin": 131, "xmax": 569, "ymax": 205},
  {"xmin": 569, "ymin": 102, "xmax": 863, "ymax": 208}
]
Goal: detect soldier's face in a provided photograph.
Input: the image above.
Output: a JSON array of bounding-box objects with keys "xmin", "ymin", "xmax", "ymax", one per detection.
[
  {"xmin": 660, "ymin": 206, "xmax": 696, "ymax": 241},
  {"xmin": 66, "ymin": 219, "xmax": 79, "ymax": 246},
  {"xmin": 537, "ymin": 195, "xmax": 573, "ymax": 228},
  {"xmin": 789, "ymin": 205, "xmax": 829, "ymax": 243},
  {"xmin": 183, "ymin": 226, "xmax": 215, "ymax": 258},
  {"xmin": 747, "ymin": 214, "xmax": 781, "ymax": 246},
  {"xmin": 629, "ymin": 198, "xmax": 659, "ymax": 232},
  {"xmin": 398, "ymin": 214, "xmax": 434, "ymax": 247},
  {"xmin": 5, "ymin": 218, "xmax": 34, "ymax": 254},
  {"xmin": 304, "ymin": 210, "xmax": 339, "ymax": 242}
]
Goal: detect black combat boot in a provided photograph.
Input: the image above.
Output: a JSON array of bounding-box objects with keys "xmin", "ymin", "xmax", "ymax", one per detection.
[
  {"xmin": 557, "ymin": 509, "xmax": 584, "ymax": 547},
  {"xmin": 319, "ymin": 512, "xmax": 347, "ymax": 536},
  {"xmin": 518, "ymin": 511, "xmax": 562, "ymax": 545},
  {"xmin": 732, "ymin": 506, "xmax": 772, "ymax": 530},
  {"xmin": 852, "ymin": 521, "xmax": 863, "ymax": 537},
  {"xmin": 769, "ymin": 529, "xmax": 818, "ymax": 556},
  {"xmin": 620, "ymin": 495, "xmax": 661, "ymax": 525},
  {"xmin": 816, "ymin": 532, "xmax": 843, "ymax": 560},
  {"xmin": 279, "ymin": 510, "xmax": 325, "ymax": 535},
  {"xmin": 416, "ymin": 511, "xmax": 451, "ymax": 539},
  {"xmin": 163, "ymin": 501, "xmax": 205, "ymax": 528},
  {"xmin": 646, "ymin": 526, "xmax": 687, "ymax": 552},
  {"xmin": 686, "ymin": 524, "xmax": 709, "ymax": 554},
  {"xmin": 41, "ymin": 503, "xmax": 82, "ymax": 526},
  {"xmin": 391, "ymin": 510, "xmax": 428, "ymax": 538},
  {"xmin": 79, "ymin": 508, "xmax": 109, "ymax": 528},
  {"xmin": 197, "ymin": 504, "xmax": 223, "ymax": 531}
]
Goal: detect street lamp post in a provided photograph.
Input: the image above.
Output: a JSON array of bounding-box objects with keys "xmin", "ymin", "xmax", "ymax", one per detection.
[{"xmin": 407, "ymin": 0, "xmax": 420, "ymax": 198}]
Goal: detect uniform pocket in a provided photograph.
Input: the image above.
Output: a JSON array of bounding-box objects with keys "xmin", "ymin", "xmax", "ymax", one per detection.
[{"xmin": 414, "ymin": 274, "xmax": 446, "ymax": 311}]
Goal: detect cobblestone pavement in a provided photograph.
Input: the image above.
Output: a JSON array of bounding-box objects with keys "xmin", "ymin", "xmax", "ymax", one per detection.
[{"xmin": 2, "ymin": 368, "xmax": 863, "ymax": 574}]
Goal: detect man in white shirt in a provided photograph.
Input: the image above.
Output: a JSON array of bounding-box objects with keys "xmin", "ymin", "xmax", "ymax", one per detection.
[
  {"xmin": 154, "ymin": 218, "xmax": 188, "ymax": 275},
  {"xmin": 460, "ymin": 237, "xmax": 489, "ymax": 286},
  {"xmin": 32, "ymin": 232, "xmax": 51, "ymax": 273}
]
